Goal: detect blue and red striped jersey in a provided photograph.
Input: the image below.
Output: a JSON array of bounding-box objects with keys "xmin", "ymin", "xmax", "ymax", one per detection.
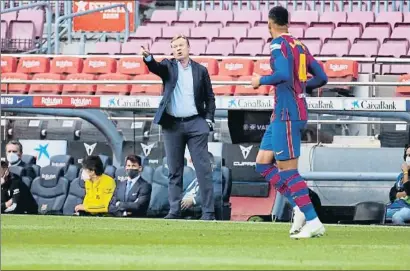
[{"xmin": 260, "ymin": 34, "xmax": 328, "ymax": 122}]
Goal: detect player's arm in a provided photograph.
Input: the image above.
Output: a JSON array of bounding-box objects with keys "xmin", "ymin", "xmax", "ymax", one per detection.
[
  {"xmin": 260, "ymin": 42, "xmax": 291, "ymax": 86},
  {"xmin": 84, "ymin": 178, "xmax": 116, "ymax": 213},
  {"xmin": 306, "ymin": 51, "xmax": 328, "ymax": 94}
]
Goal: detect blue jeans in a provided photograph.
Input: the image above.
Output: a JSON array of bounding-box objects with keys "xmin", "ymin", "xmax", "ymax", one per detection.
[{"xmin": 386, "ymin": 207, "xmax": 410, "ymax": 225}]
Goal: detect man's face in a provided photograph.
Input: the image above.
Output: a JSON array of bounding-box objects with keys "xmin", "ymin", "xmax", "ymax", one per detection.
[
  {"xmin": 171, "ymin": 37, "xmax": 190, "ymax": 61},
  {"xmin": 125, "ymin": 160, "xmax": 141, "ymax": 172},
  {"xmin": 6, "ymin": 144, "xmax": 22, "ymax": 158}
]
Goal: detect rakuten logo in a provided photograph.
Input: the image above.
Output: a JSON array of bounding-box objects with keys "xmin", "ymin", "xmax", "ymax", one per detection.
[
  {"xmin": 22, "ymin": 60, "xmax": 40, "ymax": 68},
  {"xmin": 41, "ymin": 97, "xmax": 63, "ymax": 106},
  {"xmin": 225, "ymin": 63, "xmax": 244, "ymax": 71},
  {"xmin": 122, "ymin": 61, "xmax": 140, "ymax": 69},
  {"xmin": 42, "ymin": 174, "xmax": 56, "ymax": 180},
  {"xmin": 71, "ymin": 98, "xmax": 92, "ymax": 107},
  {"xmin": 259, "ymin": 63, "xmax": 271, "ymax": 71},
  {"xmin": 52, "ymin": 162, "xmax": 66, "ymax": 167},
  {"xmin": 89, "ymin": 61, "xmax": 107, "ymax": 68},
  {"xmin": 329, "ymin": 64, "xmax": 348, "ymax": 72},
  {"xmin": 55, "ymin": 60, "xmax": 73, "ymax": 68}
]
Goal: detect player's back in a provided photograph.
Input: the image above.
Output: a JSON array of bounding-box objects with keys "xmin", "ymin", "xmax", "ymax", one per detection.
[{"xmin": 270, "ymin": 34, "xmax": 310, "ymax": 122}]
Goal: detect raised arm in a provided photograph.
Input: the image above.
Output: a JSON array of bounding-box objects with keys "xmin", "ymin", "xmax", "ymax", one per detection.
[{"xmin": 141, "ymin": 46, "xmax": 169, "ymax": 79}]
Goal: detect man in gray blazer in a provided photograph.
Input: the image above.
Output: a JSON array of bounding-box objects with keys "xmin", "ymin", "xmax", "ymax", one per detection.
[{"xmin": 141, "ymin": 34, "xmax": 216, "ymax": 220}]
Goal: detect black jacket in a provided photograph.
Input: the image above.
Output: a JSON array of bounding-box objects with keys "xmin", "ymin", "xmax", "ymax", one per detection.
[
  {"xmin": 113, "ymin": 177, "xmax": 152, "ymax": 217},
  {"xmin": 1, "ymin": 173, "xmax": 37, "ymax": 214},
  {"xmin": 143, "ymin": 56, "xmax": 216, "ymax": 125}
]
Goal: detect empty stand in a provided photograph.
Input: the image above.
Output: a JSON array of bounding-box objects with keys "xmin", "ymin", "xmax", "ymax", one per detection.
[
  {"xmin": 62, "ymin": 73, "xmax": 96, "ymax": 95},
  {"xmin": 29, "ymin": 73, "xmax": 63, "ymax": 94},
  {"xmin": 50, "ymin": 57, "xmax": 83, "ymax": 74},
  {"xmin": 96, "ymin": 73, "xmax": 130, "ymax": 95},
  {"xmin": 86, "ymin": 42, "xmax": 121, "ymax": 55}
]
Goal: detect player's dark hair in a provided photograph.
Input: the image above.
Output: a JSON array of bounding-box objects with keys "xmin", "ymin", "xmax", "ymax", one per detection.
[
  {"xmin": 82, "ymin": 155, "xmax": 104, "ymax": 176},
  {"xmin": 125, "ymin": 155, "xmax": 142, "ymax": 166},
  {"xmin": 268, "ymin": 6, "xmax": 289, "ymax": 26},
  {"xmin": 6, "ymin": 140, "xmax": 23, "ymax": 153}
]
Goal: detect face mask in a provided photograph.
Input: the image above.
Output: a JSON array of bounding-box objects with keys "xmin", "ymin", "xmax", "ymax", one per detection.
[
  {"xmin": 81, "ymin": 171, "xmax": 90, "ymax": 181},
  {"xmin": 126, "ymin": 169, "xmax": 139, "ymax": 179},
  {"xmin": 7, "ymin": 153, "xmax": 19, "ymax": 164},
  {"xmin": 406, "ymin": 157, "xmax": 410, "ymax": 166}
]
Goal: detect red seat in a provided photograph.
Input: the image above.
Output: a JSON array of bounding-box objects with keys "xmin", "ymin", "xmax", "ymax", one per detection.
[
  {"xmin": 396, "ymin": 74, "xmax": 410, "ymax": 95},
  {"xmin": 254, "ymin": 59, "xmax": 271, "ymax": 76},
  {"xmin": 196, "ymin": 58, "xmax": 219, "ymax": 75},
  {"xmin": 219, "ymin": 58, "xmax": 254, "ymax": 77},
  {"xmin": 96, "ymin": 73, "xmax": 130, "ymax": 95},
  {"xmin": 117, "ymin": 57, "xmax": 149, "ymax": 76},
  {"xmin": 50, "ymin": 57, "xmax": 83, "ymax": 74},
  {"xmin": 29, "ymin": 73, "xmax": 63, "ymax": 94},
  {"xmin": 1, "ymin": 56, "xmax": 17, "ymax": 73},
  {"xmin": 83, "ymin": 57, "xmax": 116, "ymax": 74},
  {"xmin": 323, "ymin": 59, "xmax": 359, "ymax": 90},
  {"xmin": 210, "ymin": 75, "xmax": 234, "ymax": 96},
  {"xmin": 62, "ymin": 73, "xmax": 96, "ymax": 95},
  {"xmin": 235, "ymin": 76, "xmax": 269, "ymax": 96},
  {"xmin": 0, "ymin": 72, "xmax": 30, "ymax": 94},
  {"xmin": 17, "ymin": 56, "xmax": 50, "ymax": 74},
  {"xmin": 131, "ymin": 74, "xmax": 163, "ymax": 96}
]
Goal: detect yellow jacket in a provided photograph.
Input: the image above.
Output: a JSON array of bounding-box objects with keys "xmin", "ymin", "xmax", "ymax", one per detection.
[{"xmin": 83, "ymin": 174, "xmax": 116, "ymax": 214}]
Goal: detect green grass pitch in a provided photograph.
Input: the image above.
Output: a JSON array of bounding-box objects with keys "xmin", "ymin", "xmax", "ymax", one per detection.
[{"xmin": 1, "ymin": 215, "xmax": 409, "ymax": 270}]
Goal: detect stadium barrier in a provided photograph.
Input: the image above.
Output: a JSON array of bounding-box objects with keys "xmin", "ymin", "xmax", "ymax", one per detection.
[{"xmin": 2, "ymin": 79, "xmax": 410, "ymax": 111}]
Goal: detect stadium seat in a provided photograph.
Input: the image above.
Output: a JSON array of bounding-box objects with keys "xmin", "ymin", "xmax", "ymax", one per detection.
[
  {"xmin": 332, "ymin": 24, "xmax": 362, "ymax": 44},
  {"xmin": 17, "ymin": 9, "xmax": 44, "ymax": 39},
  {"xmin": 348, "ymin": 38, "xmax": 380, "ymax": 57},
  {"xmin": 232, "ymin": 10, "xmax": 261, "ymax": 26},
  {"xmin": 62, "ymin": 73, "xmax": 96, "ymax": 95},
  {"xmin": 323, "ymin": 59, "xmax": 359, "ymax": 92},
  {"xmin": 205, "ymin": 39, "xmax": 235, "ymax": 56},
  {"xmin": 83, "ymin": 57, "xmax": 117, "ymax": 74},
  {"xmin": 211, "ymin": 75, "xmax": 235, "ymax": 96},
  {"xmin": 391, "ymin": 24, "xmax": 410, "ymax": 39},
  {"xmin": 130, "ymin": 25, "xmax": 162, "ymax": 42},
  {"xmin": 320, "ymin": 11, "xmax": 347, "ymax": 26},
  {"xmin": 248, "ymin": 26, "xmax": 270, "ymax": 41},
  {"xmin": 361, "ymin": 23, "xmax": 391, "ymax": 43},
  {"xmin": 396, "ymin": 74, "xmax": 410, "ymax": 95},
  {"xmin": 98, "ymin": 154, "xmax": 113, "ymax": 169},
  {"xmin": 288, "ymin": 26, "xmax": 305, "ymax": 39},
  {"xmin": 253, "ymin": 59, "xmax": 271, "ymax": 76},
  {"xmin": 50, "ymin": 57, "xmax": 83, "ymax": 74},
  {"xmin": 117, "ymin": 57, "xmax": 149, "ymax": 76},
  {"xmin": 347, "ymin": 11, "xmax": 375, "ymax": 27},
  {"xmin": 149, "ymin": 10, "xmax": 178, "ymax": 24},
  {"xmin": 305, "ymin": 25, "xmax": 334, "ymax": 42},
  {"xmin": 290, "ymin": 11, "xmax": 319, "ymax": 26},
  {"xmin": 0, "ymin": 72, "xmax": 30, "ymax": 94},
  {"xmin": 299, "ymin": 38, "xmax": 322, "ymax": 55},
  {"xmin": 21, "ymin": 154, "xmax": 36, "ymax": 165},
  {"xmin": 9, "ymin": 20, "xmax": 35, "ymax": 51},
  {"xmin": 190, "ymin": 26, "xmax": 219, "ymax": 41},
  {"xmin": 205, "ymin": 10, "xmax": 234, "ymax": 26},
  {"xmin": 86, "ymin": 42, "xmax": 122, "ymax": 55},
  {"xmin": 0, "ymin": 11, "xmax": 17, "ymax": 26},
  {"xmin": 378, "ymin": 39, "xmax": 409, "ymax": 57},
  {"xmin": 234, "ymin": 76, "xmax": 270, "ymax": 96},
  {"xmin": 8, "ymin": 166, "xmax": 32, "ymax": 189},
  {"xmin": 148, "ymin": 157, "xmax": 170, "ymax": 216},
  {"xmin": 115, "ymin": 167, "xmax": 128, "ymax": 184},
  {"xmin": 320, "ymin": 38, "xmax": 350, "ymax": 56},
  {"xmin": 189, "ymin": 38, "xmax": 208, "ymax": 56},
  {"xmin": 1, "ymin": 56, "xmax": 17, "ymax": 73},
  {"xmin": 162, "ymin": 26, "xmax": 191, "ymax": 38},
  {"xmin": 219, "ymin": 26, "xmax": 248, "ymax": 43},
  {"xmin": 177, "ymin": 10, "xmax": 206, "ymax": 26},
  {"xmin": 17, "ymin": 56, "xmax": 50, "ymax": 74},
  {"xmin": 96, "ymin": 73, "xmax": 131, "ymax": 95},
  {"xmin": 30, "ymin": 166, "xmax": 69, "ymax": 215},
  {"xmin": 390, "ymin": 64, "xmax": 410, "ymax": 75},
  {"xmin": 49, "ymin": 155, "xmax": 75, "ymax": 173},
  {"xmin": 131, "ymin": 74, "xmax": 163, "ymax": 95},
  {"xmin": 233, "ymin": 38, "xmax": 264, "ymax": 56},
  {"xmin": 196, "ymin": 58, "xmax": 219, "ymax": 75},
  {"xmin": 29, "ymin": 73, "xmax": 63, "ymax": 94},
  {"xmin": 62, "ymin": 178, "xmax": 85, "ymax": 216},
  {"xmin": 150, "ymin": 40, "xmax": 172, "ymax": 55},
  {"xmin": 121, "ymin": 41, "xmax": 151, "ymax": 54},
  {"xmin": 141, "ymin": 166, "xmax": 155, "ymax": 184},
  {"xmin": 375, "ymin": 11, "xmax": 403, "ymax": 28},
  {"xmin": 219, "ymin": 58, "xmax": 254, "ymax": 77},
  {"xmin": 104, "ymin": 165, "xmax": 117, "ymax": 179}
]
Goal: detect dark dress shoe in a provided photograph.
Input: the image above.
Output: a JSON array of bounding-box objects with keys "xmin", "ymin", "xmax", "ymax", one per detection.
[
  {"xmin": 164, "ymin": 213, "xmax": 181, "ymax": 219},
  {"xmin": 200, "ymin": 214, "xmax": 216, "ymax": 221}
]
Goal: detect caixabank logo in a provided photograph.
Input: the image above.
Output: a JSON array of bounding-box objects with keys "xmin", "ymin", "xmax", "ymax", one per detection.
[
  {"xmin": 227, "ymin": 98, "xmax": 273, "ymax": 109},
  {"xmin": 344, "ymin": 99, "xmax": 405, "ymax": 112}
]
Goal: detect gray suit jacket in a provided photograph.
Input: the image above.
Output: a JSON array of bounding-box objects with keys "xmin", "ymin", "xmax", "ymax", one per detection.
[
  {"xmin": 143, "ymin": 57, "xmax": 216, "ymax": 125},
  {"xmin": 114, "ymin": 177, "xmax": 152, "ymax": 217}
]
